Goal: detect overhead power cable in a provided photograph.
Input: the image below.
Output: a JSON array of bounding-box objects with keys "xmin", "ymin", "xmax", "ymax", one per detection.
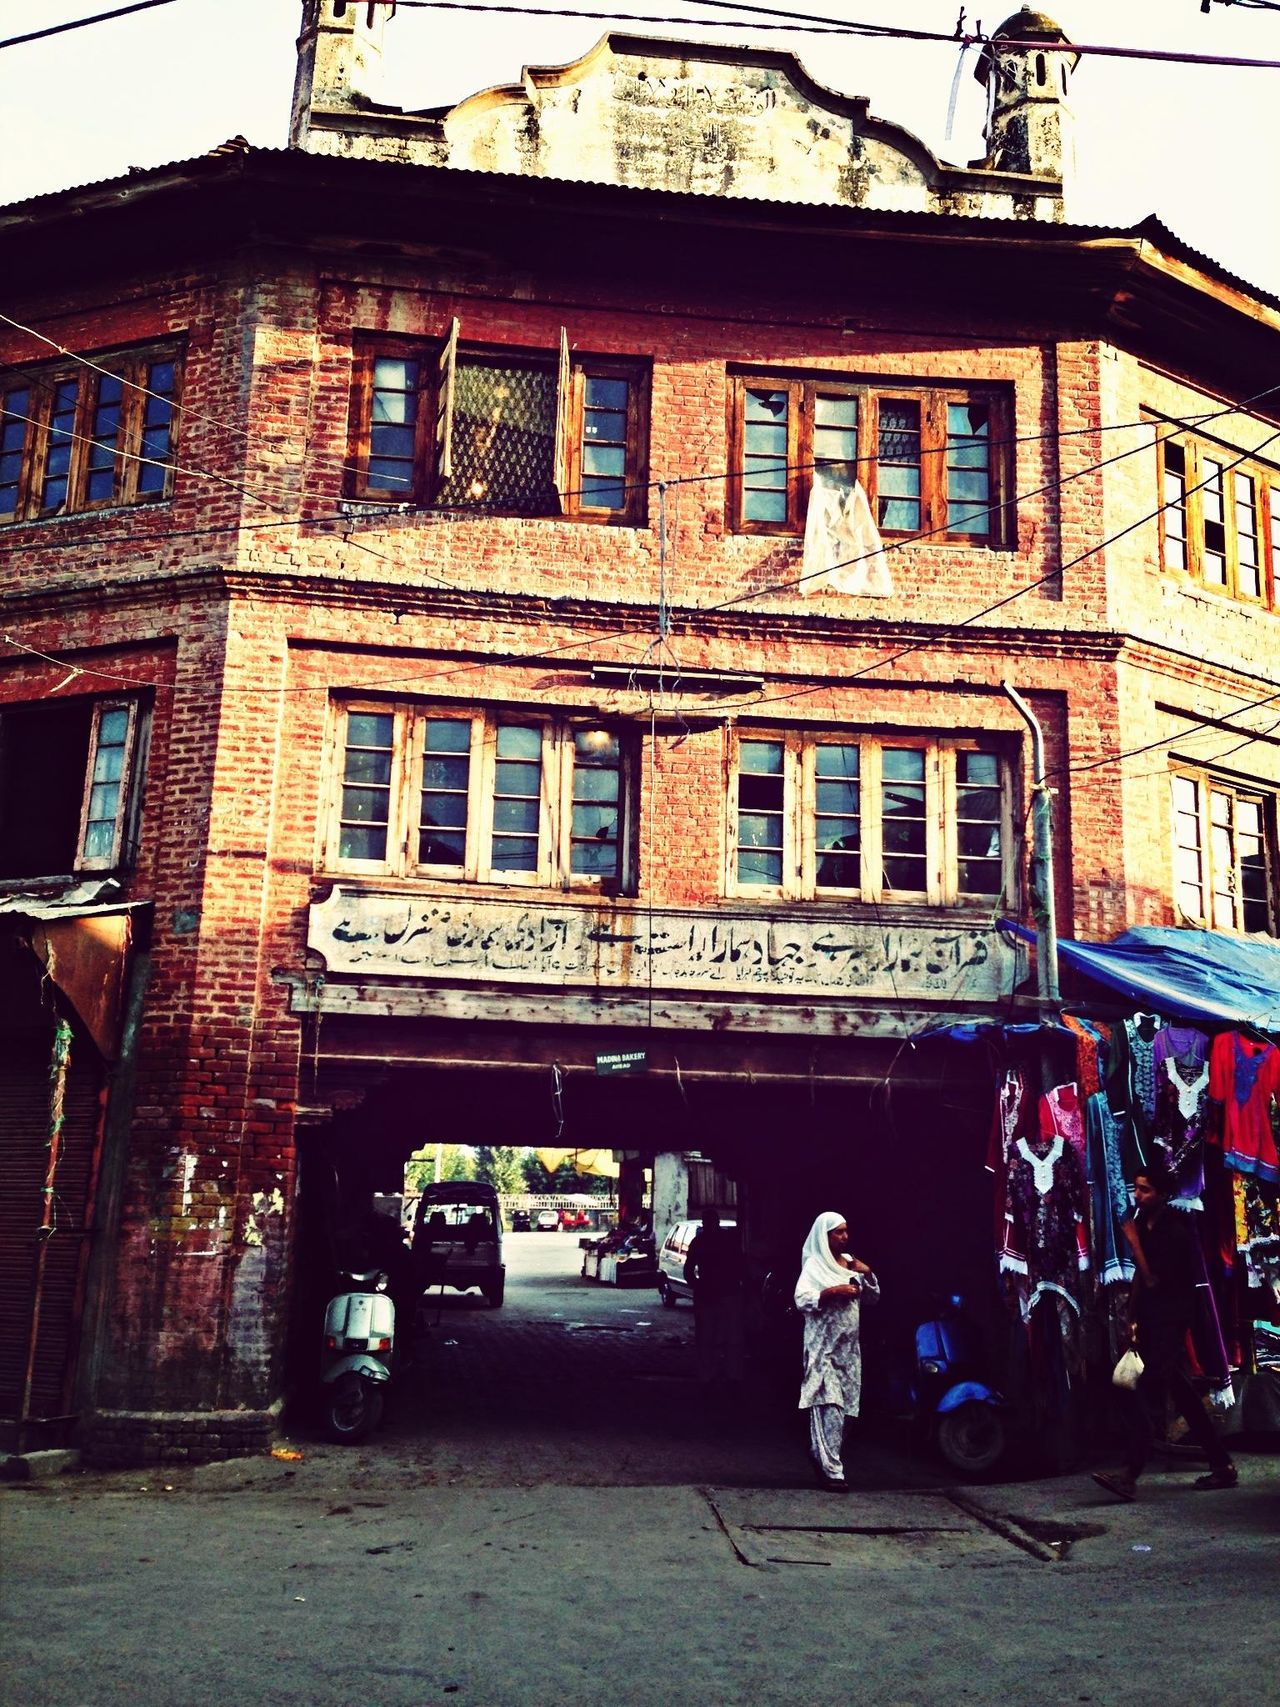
[
  {"xmin": 702, "ymin": 413, "xmax": 1280, "ymax": 715},
  {"xmin": 0, "ymin": 0, "xmax": 178, "ymax": 52},
  {"xmin": 4, "ymin": 390, "xmax": 1278, "ymax": 747},
  {"xmin": 0, "ymin": 309, "xmax": 381, "ymax": 494},
  {"xmin": 392, "ymin": 0, "xmax": 1280, "ymax": 68}
]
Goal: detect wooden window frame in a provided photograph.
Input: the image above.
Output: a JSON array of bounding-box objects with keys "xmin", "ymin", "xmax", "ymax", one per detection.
[
  {"xmin": 325, "ymin": 701, "xmax": 637, "ymax": 893},
  {"xmin": 1170, "ymin": 767, "xmax": 1277, "ymax": 936},
  {"xmin": 727, "ymin": 729, "xmax": 1012, "ymax": 907},
  {"xmin": 726, "ymin": 373, "xmax": 1010, "ymax": 547},
  {"xmin": 1155, "ymin": 430, "xmax": 1278, "ymax": 608},
  {"xmin": 347, "ymin": 331, "xmax": 649, "ymax": 525},
  {"xmin": 0, "ymin": 344, "xmax": 182, "ymax": 526},
  {"xmin": 75, "ymin": 699, "xmax": 141, "ymax": 871},
  {"xmin": 0, "ymin": 694, "xmax": 144, "ymax": 877}
]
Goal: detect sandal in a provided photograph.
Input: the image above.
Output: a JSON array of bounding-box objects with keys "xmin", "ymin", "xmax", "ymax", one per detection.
[
  {"xmin": 1091, "ymin": 1469, "xmax": 1137, "ymax": 1503},
  {"xmin": 1193, "ymin": 1465, "xmax": 1238, "ymax": 1491}
]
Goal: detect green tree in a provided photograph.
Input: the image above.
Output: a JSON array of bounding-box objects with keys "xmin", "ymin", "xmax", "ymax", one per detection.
[
  {"xmin": 473, "ymin": 1145, "xmax": 522, "ymax": 1193},
  {"xmin": 404, "ymin": 1145, "xmax": 474, "ymax": 1192}
]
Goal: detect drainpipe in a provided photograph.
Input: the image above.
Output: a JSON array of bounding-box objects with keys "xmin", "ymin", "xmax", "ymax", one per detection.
[{"xmin": 1002, "ymin": 682, "xmax": 1060, "ymax": 1003}]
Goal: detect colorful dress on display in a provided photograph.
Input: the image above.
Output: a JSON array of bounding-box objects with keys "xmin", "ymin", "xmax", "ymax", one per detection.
[
  {"xmin": 1208, "ymin": 1032, "xmax": 1280, "ymax": 1182},
  {"xmin": 1106, "ymin": 1014, "xmax": 1165, "ymax": 1180},
  {"xmin": 1039, "ymin": 1082, "xmax": 1087, "ymax": 1171},
  {"xmin": 986, "ymin": 1065, "xmax": 1034, "ymax": 1243},
  {"xmin": 1153, "ymin": 1051, "xmax": 1212, "ymax": 1212},
  {"xmin": 999, "ymin": 1131, "xmax": 1091, "ymax": 1322},
  {"xmin": 1063, "ymin": 1018, "xmax": 1133, "ymax": 1287},
  {"xmin": 1234, "ymin": 1172, "xmax": 1280, "ymax": 1306},
  {"xmin": 1085, "ymin": 1092, "xmax": 1134, "ymax": 1287}
]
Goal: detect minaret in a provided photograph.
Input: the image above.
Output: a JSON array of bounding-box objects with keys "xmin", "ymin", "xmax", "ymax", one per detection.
[
  {"xmin": 290, "ymin": 1, "xmax": 396, "ymax": 150},
  {"xmin": 974, "ymin": 7, "xmax": 1080, "ymax": 187}
]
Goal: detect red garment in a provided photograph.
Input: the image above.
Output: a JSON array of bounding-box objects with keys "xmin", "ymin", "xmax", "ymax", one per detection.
[
  {"xmin": 1062, "ymin": 1015, "xmax": 1103, "ymax": 1100},
  {"xmin": 1039, "ymin": 1082, "xmax": 1087, "ymax": 1172},
  {"xmin": 1208, "ymin": 1032, "xmax": 1280, "ymax": 1183}
]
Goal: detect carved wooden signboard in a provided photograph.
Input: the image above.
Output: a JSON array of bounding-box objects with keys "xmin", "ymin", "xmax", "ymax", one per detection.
[{"xmin": 308, "ymin": 888, "xmax": 1017, "ymax": 1004}]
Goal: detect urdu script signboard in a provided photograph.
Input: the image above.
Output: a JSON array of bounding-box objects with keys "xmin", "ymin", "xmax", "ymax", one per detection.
[{"xmin": 307, "ymin": 889, "xmax": 1018, "ymax": 1005}]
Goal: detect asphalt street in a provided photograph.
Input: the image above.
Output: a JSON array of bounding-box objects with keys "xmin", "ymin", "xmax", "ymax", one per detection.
[{"xmin": 2, "ymin": 1231, "xmax": 1277, "ymax": 1706}]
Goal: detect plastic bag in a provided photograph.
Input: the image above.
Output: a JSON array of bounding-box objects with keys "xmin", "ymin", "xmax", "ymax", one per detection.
[{"xmin": 1112, "ymin": 1347, "xmax": 1144, "ymax": 1390}]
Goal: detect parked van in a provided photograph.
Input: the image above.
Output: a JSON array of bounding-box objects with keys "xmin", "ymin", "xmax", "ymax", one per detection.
[
  {"xmin": 412, "ymin": 1182, "xmax": 505, "ymax": 1307},
  {"xmin": 657, "ymin": 1217, "xmax": 736, "ymax": 1307}
]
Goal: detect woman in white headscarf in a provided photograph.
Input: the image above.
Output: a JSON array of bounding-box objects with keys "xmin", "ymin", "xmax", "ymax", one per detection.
[{"xmin": 795, "ymin": 1211, "xmax": 880, "ymax": 1488}]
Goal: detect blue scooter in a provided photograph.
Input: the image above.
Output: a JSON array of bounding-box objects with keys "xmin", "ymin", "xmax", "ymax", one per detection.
[{"xmin": 912, "ymin": 1296, "xmax": 1006, "ymax": 1474}]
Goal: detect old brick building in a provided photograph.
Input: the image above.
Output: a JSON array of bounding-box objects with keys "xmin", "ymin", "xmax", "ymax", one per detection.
[{"xmin": 1, "ymin": 4, "xmax": 1277, "ymax": 1461}]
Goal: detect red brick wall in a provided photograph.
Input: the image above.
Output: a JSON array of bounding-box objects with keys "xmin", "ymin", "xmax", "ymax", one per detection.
[{"xmin": 2, "ymin": 244, "xmax": 1275, "ymax": 1419}]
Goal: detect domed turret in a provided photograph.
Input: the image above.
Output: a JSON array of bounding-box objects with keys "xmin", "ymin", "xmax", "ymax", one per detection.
[{"xmin": 974, "ymin": 6, "xmax": 1080, "ymax": 186}]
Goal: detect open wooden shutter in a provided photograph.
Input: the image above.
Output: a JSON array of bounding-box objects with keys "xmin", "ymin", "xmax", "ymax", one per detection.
[
  {"xmin": 552, "ymin": 327, "xmax": 571, "ymax": 513},
  {"xmin": 434, "ymin": 317, "xmax": 459, "ymax": 484}
]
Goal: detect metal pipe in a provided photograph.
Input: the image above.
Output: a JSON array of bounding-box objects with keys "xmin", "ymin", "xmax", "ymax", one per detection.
[
  {"xmin": 1002, "ymin": 681, "xmax": 1060, "ymax": 1002},
  {"xmin": 17, "ymin": 1017, "xmax": 73, "ymax": 1450}
]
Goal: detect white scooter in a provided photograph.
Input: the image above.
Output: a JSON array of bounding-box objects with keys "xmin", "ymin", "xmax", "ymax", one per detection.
[{"xmin": 321, "ymin": 1268, "xmax": 395, "ymax": 1442}]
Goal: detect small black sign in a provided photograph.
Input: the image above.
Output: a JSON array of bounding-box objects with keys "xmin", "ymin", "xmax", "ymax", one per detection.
[{"xmin": 595, "ymin": 1049, "xmax": 648, "ymax": 1077}]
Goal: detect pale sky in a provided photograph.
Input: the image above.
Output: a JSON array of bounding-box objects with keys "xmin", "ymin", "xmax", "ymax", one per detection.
[{"xmin": 1, "ymin": 0, "xmax": 1277, "ymax": 294}]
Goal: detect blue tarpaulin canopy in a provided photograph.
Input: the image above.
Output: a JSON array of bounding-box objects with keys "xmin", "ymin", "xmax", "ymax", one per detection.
[{"xmin": 999, "ymin": 922, "xmax": 1280, "ymax": 1032}]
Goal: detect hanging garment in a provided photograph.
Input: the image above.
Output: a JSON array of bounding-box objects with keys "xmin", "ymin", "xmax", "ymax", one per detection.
[
  {"xmin": 1085, "ymin": 1091, "xmax": 1134, "ymax": 1286},
  {"xmin": 1062, "ymin": 1014, "xmax": 1106, "ymax": 1100},
  {"xmin": 1235, "ymin": 1173, "xmax": 1280, "ymax": 1304},
  {"xmin": 1106, "ymin": 1013, "xmax": 1165, "ymax": 1180},
  {"xmin": 801, "ymin": 468, "xmax": 894, "ymax": 597},
  {"xmin": 1208, "ymin": 1032, "xmax": 1280, "ymax": 1181},
  {"xmin": 1153, "ymin": 1024, "xmax": 1209, "ymax": 1077},
  {"xmin": 986, "ymin": 1065, "xmax": 1034, "ymax": 1243},
  {"xmin": 1153, "ymin": 1053, "xmax": 1212, "ymax": 1212},
  {"xmin": 1040, "ymin": 1082, "xmax": 1087, "ymax": 1171},
  {"xmin": 999, "ymin": 1133, "xmax": 1091, "ymax": 1322}
]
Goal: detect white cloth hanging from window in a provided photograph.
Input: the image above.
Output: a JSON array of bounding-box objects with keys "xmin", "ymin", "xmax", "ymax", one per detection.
[{"xmin": 802, "ymin": 467, "xmax": 893, "ymax": 597}]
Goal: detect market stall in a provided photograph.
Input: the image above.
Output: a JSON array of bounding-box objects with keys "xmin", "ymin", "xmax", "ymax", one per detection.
[{"xmin": 970, "ymin": 925, "xmax": 1280, "ymax": 1441}]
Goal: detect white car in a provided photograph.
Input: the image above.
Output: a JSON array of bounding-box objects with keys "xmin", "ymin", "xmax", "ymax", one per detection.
[
  {"xmin": 535, "ymin": 1209, "xmax": 561, "ymax": 1232},
  {"xmin": 657, "ymin": 1217, "xmax": 736, "ymax": 1307}
]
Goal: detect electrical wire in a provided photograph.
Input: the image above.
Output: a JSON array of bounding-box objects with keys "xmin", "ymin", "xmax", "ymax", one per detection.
[
  {"xmin": 690, "ymin": 408, "xmax": 1280, "ymax": 700},
  {"xmin": 0, "ymin": 310, "xmax": 392, "ymax": 496},
  {"xmin": 0, "ymin": 406, "xmax": 467, "ymax": 593},
  {"xmin": 0, "ymin": 0, "xmax": 178, "ymax": 52},
  {"xmin": 3, "ymin": 388, "xmax": 1276, "ymax": 718},
  {"xmin": 4, "ymin": 360, "xmax": 1272, "ymax": 595},
  {"xmin": 390, "ymin": 0, "xmax": 1280, "ymax": 68},
  {"xmin": 10, "ymin": 312, "xmax": 1270, "ymax": 529},
  {"xmin": 1053, "ymin": 690, "xmax": 1280, "ymax": 781}
]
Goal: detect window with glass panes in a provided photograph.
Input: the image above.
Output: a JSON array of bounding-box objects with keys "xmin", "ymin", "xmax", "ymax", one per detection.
[
  {"xmin": 570, "ymin": 730, "xmax": 624, "ymax": 876},
  {"xmin": 729, "ymin": 376, "xmax": 1006, "ymax": 543},
  {"xmin": 331, "ymin": 704, "xmax": 632, "ymax": 889},
  {"xmin": 349, "ymin": 338, "xmax": 648, "ymax": 523},
  {"xmin": 732, "ymin": 732, "xmax": 1009, "ymax": 904},
  {"xmin": 1171, "ymin": 771, "xmax": 1275, "ymax": 935},
  {"xmin": 736, "ymin": 740, "xmax": 787, "ymax": 885},
  {"xmin": 79, "ymin": 704, "xmax": 135, "ymax": 867},
  {"xmin": 1156, "ymin": 431, "xmax": 1276, "ymax": 606},
  {"xmin": 0, "ymin": 347, "xmax": 179, "ymax": 524},
  {"xmin": 0, "ymin": 697, "xmax": 141, "ymax": 877}
]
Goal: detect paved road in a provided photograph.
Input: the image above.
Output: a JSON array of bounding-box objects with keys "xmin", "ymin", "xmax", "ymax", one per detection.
[
  {"xmin": 3, "ymin": 1452, "xmax": 1276, "ymax": 1706},
  {"xmin": 4, "ymin": 1235, "xmax": 1278, "ymax": 1706},
  {"xmin": 328, "ymin": 1225, "xmax": 950, "ymax": 1491}
]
